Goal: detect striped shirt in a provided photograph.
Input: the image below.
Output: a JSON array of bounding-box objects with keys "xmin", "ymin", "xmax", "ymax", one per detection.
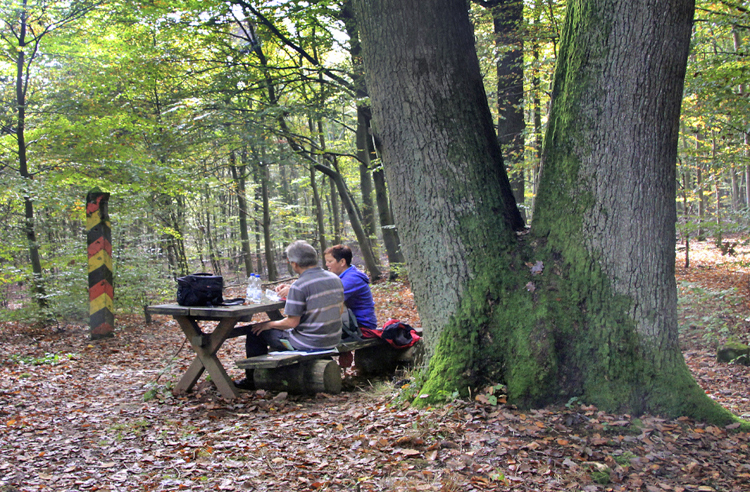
[{"xmin": 284, "ymin": 266, "xmax": 344, "ymax": 351}]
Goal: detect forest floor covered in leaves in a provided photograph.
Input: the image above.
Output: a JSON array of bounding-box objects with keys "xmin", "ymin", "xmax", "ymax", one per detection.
[{"xmin": 2, "ymin": 240, "xmax": 750, "ymax": 492}]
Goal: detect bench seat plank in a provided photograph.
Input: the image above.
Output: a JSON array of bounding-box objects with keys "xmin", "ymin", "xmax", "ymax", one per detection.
[
  {"xmin": 236, "ymin": 338, "xmax": 384, "ymax": 370},
  {"xmin": 335, "ymin": 338, "xmax": 382, "ymax": 352},
  {"xmin": 236, "ymin": 352, "xmax": 306, "ymax": 369}
]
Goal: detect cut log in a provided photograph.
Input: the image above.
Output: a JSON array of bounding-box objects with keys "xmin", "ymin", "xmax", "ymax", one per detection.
[
  {"xmin": 254, "ymin": 359, "xmax": 342, "ymax": 394},
  {"xmin": 305, "ymin": 359, "xmax": 342, "ymax": 394}
]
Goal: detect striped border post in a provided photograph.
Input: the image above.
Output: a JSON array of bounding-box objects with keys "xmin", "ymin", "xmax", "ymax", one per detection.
[{"xmin": 87, "ymin": 191, "xmax": 114, "ymax": 339}]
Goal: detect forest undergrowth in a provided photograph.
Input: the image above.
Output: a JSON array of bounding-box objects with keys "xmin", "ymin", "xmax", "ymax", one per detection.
[{"xmin": 1, "ymin": 239, "xmax": 750, "ymax": 491}]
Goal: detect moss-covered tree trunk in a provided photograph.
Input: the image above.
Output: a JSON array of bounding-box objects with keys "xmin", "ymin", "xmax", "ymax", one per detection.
[
  {"xmin": 356, "ymin": 0, "xmax": 739, "ymax": 424},
  {"xmin": 355, "ymin": 0, "xmax": 524, "ymax": 354}
]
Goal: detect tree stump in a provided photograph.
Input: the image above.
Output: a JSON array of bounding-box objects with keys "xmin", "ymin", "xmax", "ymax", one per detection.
[{"xmin": 254, "ymin": 359, "xmax": 342, "ymax": 394}]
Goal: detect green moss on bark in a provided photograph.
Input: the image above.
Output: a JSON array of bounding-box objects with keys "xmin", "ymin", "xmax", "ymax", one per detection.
[{"xmin": 414, "ymin": 230, "xmax": 743, "ymax": 427}]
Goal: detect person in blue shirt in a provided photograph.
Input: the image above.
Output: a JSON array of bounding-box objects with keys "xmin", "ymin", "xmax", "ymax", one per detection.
[
  {"xmin": 324, "ymin": 244, "xmax": 378, "ymax": 331},
  {"xmin": 275, "ymin": 244, "xmax": 377, "ymax": 368}
]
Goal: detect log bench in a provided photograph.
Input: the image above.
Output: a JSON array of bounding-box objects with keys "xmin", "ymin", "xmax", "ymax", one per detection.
[{"xmin": 235, "ymin": 337, "xmax": 417, "ymax": 395}]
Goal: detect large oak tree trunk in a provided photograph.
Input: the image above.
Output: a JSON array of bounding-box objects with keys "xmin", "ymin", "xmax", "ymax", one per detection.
[
  {"xmin": 355, "ymin": 0, "xmax": 523, "ymax": 354},
  {"xmin": 528, "ymin": 0, "xmax": 728, "ymax": 420},
  {"xmin": 356, "ymin": 0, "xmax": 737, "ymax": 424}
]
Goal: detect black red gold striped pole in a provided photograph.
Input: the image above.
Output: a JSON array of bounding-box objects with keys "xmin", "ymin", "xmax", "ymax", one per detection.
[{"xmin": 87, "ymin": 191, "xmax": 114, "ymax": 339}]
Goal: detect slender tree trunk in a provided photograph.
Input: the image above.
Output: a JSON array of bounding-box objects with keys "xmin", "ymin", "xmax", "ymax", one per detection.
[
  {"xmin": 357, "ymin": 111, "xmax": 378, "ymax": 242},
  {"xmin": 205, "ymin": 203, "xmax": 221, "ymax": 275},
  {"xmin": 730, "ymin": 167, "xmax": 740, "ymax": 212},
  {"xmin": 308, "ymin": 118, "xmax": 328, "ymax": 260},
  {"xmin": 356, "ymin": 0, "xmax": 734, "ymax": 424},
  {"xmin": 317, "ymin": 158, "xmax": 382, "ymax": 279},
  {"xmin": 482, "ymin": 0, "xmax": 526, "ymax": 217},
  {"xmin": 310, "ymin": 165, "xmax": 327, "ymax": 260},
  {"xmin": 230, "ymin": 152, "xmax": 253, "ymax": 276},
  {"xmin": 696, "ymin": 133, "xmax": 706, "ymax": 240},
  {"xmin": 681, "ymin": 171, "xmax": 691, "ymax": 268},
  {"xmin": 361, "ymin": 107, "xmax": 405, "ymax": 266},
  {"xmin": 14, "ymin": 4, "xmax": 47, "ymax": 309},
  {"xmin": 373, "ymin": 167, "xmax": 405, "ymax": 266},
  {"xmin": 732, "ymin": 30, "xmax": 750, "ymax": 209},
  {"xmin": 309, "ymin": 117, "xmax": 381, "ymax": 278},
  {"xmin": 712, "ymin": 136, "xmax": 721, "ymax": 237},
  {"xmin": 261, "ymin": 159, "xmax": 277, "ymax": 281},
  {"xmin": 172, "ymin": 197, "xmax": 189, "ymax": 275},
  {"xmin": 330, "ymin": 177, "xmax": 341, "ymax": 245},
  {"xmin": 530, "ymin": 3, "xmax": 544, "ymax": 221}
]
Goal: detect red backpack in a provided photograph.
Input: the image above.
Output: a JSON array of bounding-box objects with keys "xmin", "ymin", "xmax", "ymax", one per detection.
[{"xmin": 361, "ymin": 319, "xmax": 421, "ymax": 349}]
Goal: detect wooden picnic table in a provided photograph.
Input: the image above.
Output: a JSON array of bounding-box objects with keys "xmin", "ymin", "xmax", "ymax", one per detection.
[{"xmin": 146, "ymin": 301, "xmax": 286, "ymax": 399}]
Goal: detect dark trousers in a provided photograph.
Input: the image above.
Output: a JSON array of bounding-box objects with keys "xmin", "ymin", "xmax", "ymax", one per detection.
[{"xmin": 244, "ymin": 328, "xmax": 289, "ymax": 379}]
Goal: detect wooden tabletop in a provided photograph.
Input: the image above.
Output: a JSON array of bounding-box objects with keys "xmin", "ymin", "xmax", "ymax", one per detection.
[{"xmin": 146, "ymin": 301, "xmax": 286, "ymax": 318}]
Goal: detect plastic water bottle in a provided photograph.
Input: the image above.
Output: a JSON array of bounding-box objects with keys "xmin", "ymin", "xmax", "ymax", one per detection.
[
  {"xmin": 252, "ymin": 274, "xmax": 262, "ymax": 303},
  {"xmin": 247, "ymin": 274, "xmax": 260, "ymax": 303},
  {"xmin": 250, "ymin": 273, "xmax": 255, "ymax": 302}
]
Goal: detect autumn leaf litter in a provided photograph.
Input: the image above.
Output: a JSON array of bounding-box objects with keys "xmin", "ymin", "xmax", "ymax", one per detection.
[{"xmin": 2, "ymin": 242, "xmax": 750, "ymax": 491}]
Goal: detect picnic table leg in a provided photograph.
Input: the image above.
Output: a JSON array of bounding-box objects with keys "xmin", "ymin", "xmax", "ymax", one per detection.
[{"xmin": 174, "ymin": 316, "xmax": 239, "ymax": 399}]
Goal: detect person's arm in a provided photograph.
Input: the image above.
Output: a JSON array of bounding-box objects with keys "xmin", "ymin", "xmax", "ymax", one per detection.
[{"xmin": 251, "ymin": 316, "xmax": 300, "ymax": 335}]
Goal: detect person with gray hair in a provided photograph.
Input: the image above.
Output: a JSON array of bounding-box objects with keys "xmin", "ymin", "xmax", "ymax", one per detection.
[
  {"xmin": 283, "ymin": 240, "xmax": 318, "ymax": 267},
  {"xmin": 235, "ymin": 240, "xmax": 345, "ymax": 390}
]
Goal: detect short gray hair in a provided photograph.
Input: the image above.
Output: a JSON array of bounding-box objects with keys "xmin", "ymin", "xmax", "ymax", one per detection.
[{"xmin": 285, "ymin": 240, "xmax": 318, "ymax": 267}]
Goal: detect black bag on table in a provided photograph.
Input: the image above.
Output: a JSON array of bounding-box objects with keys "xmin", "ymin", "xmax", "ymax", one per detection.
[{"xmin": 176, "ymin": 273, "xmax": 224, "ymax": 306}]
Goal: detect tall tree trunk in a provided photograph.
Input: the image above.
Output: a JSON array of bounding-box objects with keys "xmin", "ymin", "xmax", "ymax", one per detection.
[
  {"xmin": 341, "ymin": 0, "xmax": 403, "ymax": 266},
  {"xmin": 356, "ymin": 0, "xmax": 735, "ymax": 424},
  {"xmin": 14, "ymin": 3, "xmax": 46, "ymax": 309},
  {"xmin": 519, "ymin": 0, "xmax": 724, "ymax": 420},
  {"xmin": 730, "ymin": 167, "xmax": 740, "ymax": 212},
  {"xmin": 365, "ymin": 111, "xmax": 405, "ymax": 267},
  {"xmin": 310, "ymin": 118, "xmax": 381, "ymax": 278},
  {"xmin": 204, "ymin": 202, "xmax": 221, "ymax": 275},
  {"xmin": 356, "ymin": 0, "xmax": 523, "ymax": 353},
  {"xmin": 330, "ymin": 177, "xmax": 341, "ymax": 245},
  {"xmin": 230, "ymin": 152, "xmax": 253, "ymax": 276},
  {"xmin": 373, "ymin": 167, "xmax": 405, "ymax": 266},
  {"xmin": 258, "ymin": 149, "xmax": 276, "ymax": 280},
  {"xmin": 481, "ymin": 0, "xmax": 526, "ymax": 218},
  {"xmin": 310, "ymin": 165, "xmax": 327, "ymax": 261},
  {"xmin": 307, "ymin": 118, "xmax": 328, "ymax": 260},
  {"xmin": 356, "ymin": 110, "xmax": 378, "ymax": 242},
  {"xmin": 696, "ymin": 133, "xmax": 706, "ymax": 240},
  {"xmin": 712, "ymin": 136, "xmax": 721, "ymax": 236},
  {"xmin": 341, "ymin": 0, "xmax": 378, "ymax": 244},
  {"xmin": 732, "ymin": 30, "xmax": 750, "ymax": 209},
  {"xmin": 530, "ymin": 3, "xmax": 544, "ymax": 221},
  {"xmin": 316, "ymin": 158, "xmax": 383, "ymax": 280},
  {"xmin": 172, "ymin": 196, "xmax": 189, "ymax": 275}
]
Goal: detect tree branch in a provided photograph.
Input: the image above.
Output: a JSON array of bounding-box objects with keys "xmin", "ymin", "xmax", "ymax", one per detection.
[{"xmin": 232, "ymin": 0, "xmax": 355, "ymax": 93}]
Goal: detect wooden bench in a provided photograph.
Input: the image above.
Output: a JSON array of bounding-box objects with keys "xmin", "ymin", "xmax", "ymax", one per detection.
[{"xmin": 235, "ymin": 337, "xmax": 417, "ymax": 395}]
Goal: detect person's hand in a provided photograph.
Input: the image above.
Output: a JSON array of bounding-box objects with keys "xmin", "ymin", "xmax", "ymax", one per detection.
[
  {"xmin": 251, "ymin": 321, "xmax": 272, "ymax": 335},
  {"xmin": 275, "ymin": 283, "xmax": 291, "ymax": 298}
]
